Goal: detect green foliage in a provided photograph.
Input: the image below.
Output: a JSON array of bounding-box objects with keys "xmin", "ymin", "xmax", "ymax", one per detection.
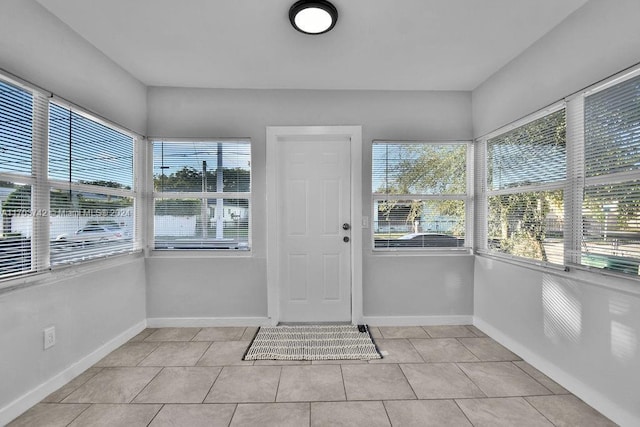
[
  {"xmin": 2, "ymin": 186, "xmax": 31, "ymax": 212},
  {"xmin": 377, "ymin": 145, "xmax": 466, "ymax": 230},
  {"xmin": 78, "ymin": 180, "xmax": 131, "ymax": 190},
  {"xmin": 154, "ymin": 166, "xmax": 250, "ymax": 192},
  {"xmin": 488, "ymin": 191, "xmax": 563, "ymax": 262},
  {"xmin": 155, "ymin": 199, "xmax": 201, "ymax": 216},
  {"xmin": 488, "ymin": 110, "xmax": 566, "ymax": 190}
]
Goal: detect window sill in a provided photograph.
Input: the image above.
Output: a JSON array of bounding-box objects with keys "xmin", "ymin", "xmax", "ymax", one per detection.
[
  {"xmin": 0, "ymin": 251, "xmax": 144, "ymax": 295},
  {"xmin": 475, "ymin": 252, "xmax": 640, "ymax": 297},
  {"xmin": 371, "ymin": 247, "xmax": 473, "ymax": 256},
  {"xmin": 147, "ymin": 249, "xmax": 253, "ymax": 259}
]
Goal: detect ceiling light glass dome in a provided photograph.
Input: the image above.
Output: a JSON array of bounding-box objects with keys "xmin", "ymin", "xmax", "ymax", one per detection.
[{"xmin": 289, "ymin": 1, "xmax": 338, "ymax": 35}]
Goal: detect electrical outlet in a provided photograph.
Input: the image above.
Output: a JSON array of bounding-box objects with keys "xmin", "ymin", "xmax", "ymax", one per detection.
[{"xmin": 43, "ymin": 326, "xmax": 56, "ymax": 350}]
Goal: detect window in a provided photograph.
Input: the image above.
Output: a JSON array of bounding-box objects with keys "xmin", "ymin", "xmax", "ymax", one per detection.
[
  {"xmin": 578, "ymin": 73, "xmax": 640, "ymax": 275},
  {"xmin": 484, "ymin": 107, "xmax": 566, "ymax": 265},
  {"xmin": 152, "ymin": 140, "xmax": 251, "ymax": 250},
  {"xmin": 0, "ymin": 79, "xmax": 35, "ymax": 277},
  {"xmin": 372, "ymin": 141, "xmax": 470, "ymax": 250},
  {"xmin": 48, "ymin": 102, "xmax": 136, "ymax": 265}
]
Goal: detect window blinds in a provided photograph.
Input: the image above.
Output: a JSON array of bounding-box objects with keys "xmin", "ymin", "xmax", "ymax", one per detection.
[
  {"xmin": 0, "ymin": 80, "xmax": 32, "ymax": 175},
  {"xmin": 485, "ymin": 108, "xmax": 567, "ymax": 266},
  {"xmin": 1, "ymin": 80, "xmax": 34, "ymax": 278},
  {"xmin": 372, "ymin": 141, "xmax": 468, "ymax": 249},
  {"xmin": 47, "ymin": 102, "xmax": 136, "ymax": 266},
  {"xmin": 578, "ymin": 73, "xmax": 640, "ymax": 275},
  {"xmin": 49, "ymin": 103, "xmax": 133, "ymax": 189},
  {"xmin": 152, "ymin": 140, "xmax": 251, "ymax": 250}
]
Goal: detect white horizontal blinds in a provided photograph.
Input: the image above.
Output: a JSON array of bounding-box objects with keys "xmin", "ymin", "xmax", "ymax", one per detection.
[
  {"xmin": 486, "ymin": 108, "xmax": 566, "ymax": 266},
  {"xmin": 153, "ymin": 141, "xmax": 250, "ymax": 193},
  {"xmin": 488, "ymin": 109, "xmax": 566, "ymax": 191},
  {"xmin": 0, "ymin": 80, "xmax": 32, "ymax": 175},
  {"xmin": 50, "ymin": 191, "xmax": 134, "ymax": 264},
  {"xmin": 152, "ymin": 140, "xmax": 251, "ymax": 250},
  {"xmin": 373, "ymin": 199, "xmax": 465, "ymax": 248},
  {"xmin": 0, "ymin": 184, "xmax": 31, "ymax": 276},
  {"xmin": 0, "ymin": 79, "xmax": 34, "ymax": 278},
  {"xmin": 372, "ymin": 141, "xmax": 468, "ymax": 249},
  {"xmin": 373, "ymin": 142, "xmax": 466, "ymax": 196},
  {"xmin": 581, "ymin": 73, "xmax": 640, "ymax": 275},
  {"xmin": 48, "ymin": 102, "xmax": 135, "ymax": 265},
  {"xmin": 49, "ymin": 103, "xmax": 133, "ymax": 188}
]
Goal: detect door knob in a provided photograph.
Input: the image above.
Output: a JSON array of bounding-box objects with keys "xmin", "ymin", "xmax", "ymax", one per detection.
[
  {"xmin": 342, "ymin": 223, "xmax": 350, "ymax": 230},
  {"xmin": 343, "ymin": 236, "xmax": 350, "ymax": 242}
]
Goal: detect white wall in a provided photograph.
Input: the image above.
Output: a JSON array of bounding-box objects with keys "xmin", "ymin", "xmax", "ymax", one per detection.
[
  {"xmin": 0, "ymin": 0, "xmax": 147, "ymax": 134},
  {"xmin": 147, "ymin": 87, "xmax": 474, "ymax": 321},
  {"xmin": 472, "ymin": 1, "xmax": 640, "ymax": 425},
  {"xmin": 0, "ymin": 2, "xmax": 149, "ymax": 422},
  {"xmin": 146, "ymin": 257, "xmax": 267, "ymax": 323},
  {"xmin": 365, "ymin": 255, "xmax": 474, "ymax": 320},
  {"xmin": 475, "ymin": 258, "xmax": 640, "ymax": 426},
  {"xmin": 472, "ymin": 0, "xmax": 640, "ymax": 138},
  {"xmin": 0, "ymin": 257, "xmax": 146, "ymax": 425}
]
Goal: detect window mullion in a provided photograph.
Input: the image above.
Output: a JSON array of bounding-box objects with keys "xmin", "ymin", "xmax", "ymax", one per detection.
[
  {"xmin": 144, "ymin": 138, "xmax": 154, "ymax": 252},
  {"xmin": 474, "ymin": 139, "xmax": 488, "ymax": 251},
  {"xmin": 32, "ymin": 93, "xmax": 50, "ymax": 272},
  {"xmin": 565, "ymin": 95, "xmax": 585, "ymax": 267},
  {"xmin": 466, "ymin": 142, "xmax": 475, "ymax": 249}
]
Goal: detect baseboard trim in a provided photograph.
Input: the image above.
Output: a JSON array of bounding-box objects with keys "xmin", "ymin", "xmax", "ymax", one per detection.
[
  {"xmin": 473, "ymin": 316, "xmax": 638, "ymax": 427},
  {"xmin": 146, "ymin": 317, "xmax": 272, "ymax": 328},
  {"xmin": 0, "ymin": 319, "xmax": 146, "ymax": 426},
  {"xmin": 363, "ymin": 315, "xmax": 473, "ymax": 326}
]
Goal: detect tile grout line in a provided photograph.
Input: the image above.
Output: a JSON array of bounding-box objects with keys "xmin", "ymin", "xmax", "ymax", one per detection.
[
  {"xmin": 273, "ymin": 365, "xmax": 284, "ymax": 403},
  {"xmin": 128, "ymin": 366, "xmax": 166, "ymax": 404},
  {"xmin": 510, "ymin": 361, "xmax": 555, "ymax": 395},
  {"xmin": 338, "ymin": 364, "xmax": 348, "ymax": 401},
  {"xmin": 407, "ymin": 338, "xmax": 427, "ymax": 363},
  {"xmin": 453, "ymin": 361, "xmax": 489, "ymax": 399},
  {"xmin": 452, "ymin": 398, "xmax": 476, "ymax": 426},
  {"xmin": 380, "ymin": 400, "xmax": 394, "ymax": 427},
  {"xmin": 396, "ymin": 363, "xmax": 419, "ymax": 400},
  {"xmin": 201, "ymin": 365, "xmax": 224, "ymax": 404},
  {"xmin": 420, "ymin": 325, "xmax": 434, "ymax": 338},
  {"xmin": 62, "ymin": 402, "xmax": 92, "ymax": 427},
  {"xmin": 522, "ymin": 396, "xmax": 562, "ymax": 427},
  {"xmin": 145, "ymin": 403, "xmax": 165, "ymax": 427},
  {"xmin": 225, "ymin": 403, "xmax": 238, "ymax": 427}
]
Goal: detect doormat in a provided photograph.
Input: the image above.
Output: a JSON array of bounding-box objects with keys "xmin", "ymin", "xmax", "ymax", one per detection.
[{"xmin": 243, "ymin": 324, "xmax": 382, "ymax": 361}]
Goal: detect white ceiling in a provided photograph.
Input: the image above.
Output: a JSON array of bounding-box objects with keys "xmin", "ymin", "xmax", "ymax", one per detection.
[{"xmin": 36, "ymin": 0, "xmax": 588, "ymax": 91}]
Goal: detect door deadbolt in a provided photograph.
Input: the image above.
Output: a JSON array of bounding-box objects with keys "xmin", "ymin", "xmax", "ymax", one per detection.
[
  {"xmin": 343, "ymin": 236, "xmax": 350, "ymax": 243},
  {"xmin": 342, "ymin": 223, "xmax": 351, "ymax": 230}
]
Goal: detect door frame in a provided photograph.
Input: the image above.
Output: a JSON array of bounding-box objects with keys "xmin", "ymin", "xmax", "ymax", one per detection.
[{"xmin": 266, "ymin": 126, "xmax": 363, "ymax": 325}]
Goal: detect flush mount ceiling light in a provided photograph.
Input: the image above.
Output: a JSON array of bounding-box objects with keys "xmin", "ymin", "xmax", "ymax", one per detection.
[{"xmin": 289, "ymin": 0, "xmax": 338, "ymax": 35}]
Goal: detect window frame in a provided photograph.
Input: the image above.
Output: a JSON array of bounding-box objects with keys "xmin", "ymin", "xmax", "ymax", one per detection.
[
  {"xmin": 149, "ymin": 138, "xmax": 252, "ymax": 253},
  {"xmin": 477, "ymin": 65, "xmax": 640, "ymax": 281},
  {"xmin": 46, "ymin": 99, "xmax": 139, "ymax": 267},
  {"xmin": 479, "ymin": 103, "xmax": 567, "ymax": 268},
  {"xmin": 0, "ymin": 71, "xmax": 142, "ymax": 288},
  {"xmin": 371, "ymin": 140, "xmax": 473, "ymax": 253},
  {"xmin": 566, "ymin": 67, "xmax": 640, "ymax": 278}
]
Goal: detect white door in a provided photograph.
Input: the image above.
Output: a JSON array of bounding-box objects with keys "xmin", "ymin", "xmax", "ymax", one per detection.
[{"xmin": 276, "ymin": 136, "xmax": 352, "ymax": 322}]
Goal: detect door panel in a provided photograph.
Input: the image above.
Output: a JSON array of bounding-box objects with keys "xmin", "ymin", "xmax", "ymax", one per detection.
[{"xmin": 278, "ymin": 138, "xmax": 351, "ymax": 322}]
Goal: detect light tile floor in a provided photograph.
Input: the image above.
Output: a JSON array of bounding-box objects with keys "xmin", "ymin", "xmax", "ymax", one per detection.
[{"xmin": 9, "ymin": 326, "xmax": 618, "ymax": 426}]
